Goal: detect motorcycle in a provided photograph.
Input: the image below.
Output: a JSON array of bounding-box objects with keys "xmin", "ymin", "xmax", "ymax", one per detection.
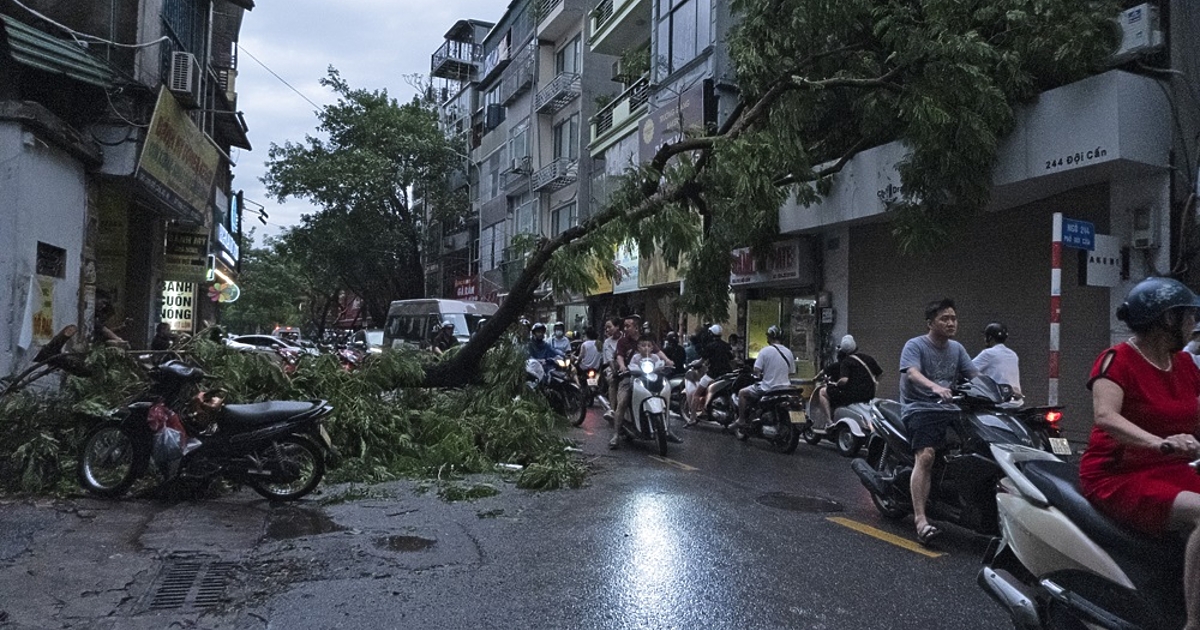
[
  {"xmin": 850, "ymin": 375, "xmax": 1042, "ymax": 535},
  {"xmin": 580, "ymin": 364, "xmax": 610, "ymax": 413},
  {"xmin": 1016, "ymin": 405, "xmax": 1072, "ymax": 456},
  {"xmin": 76, "ymin": 361, "xmax": 336, "ymax": 501},
  {"xmin": 690, "ymin": 363, "xmax": 756, "ymax": 430},
  {"xmin": 616, "ymin": 357, "xmax": 674, "ymax": 455},
  {"xmin": 802, "ymin": 375, "xmax": 877, "ymax": 458},
  {"xmin": 336, "ymin": 345, "xmax": 365, "ymax": 372},
  {"xmin": 525, "ymin": 357, "xmax": 587, "ymax": 426},
  {"xmin": 978, "ymin": 443, "xmax": 1192, "ymax": 630},
  {"xmin": 732, "ymin": 382, "xmax": 806, "ymax": 454}
]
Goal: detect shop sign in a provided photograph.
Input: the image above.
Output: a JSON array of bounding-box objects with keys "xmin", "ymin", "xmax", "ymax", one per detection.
[
  {"xmin": 32, "ymin": 277, "xmax": 54, "ymax": 343},
  {"xmin": 165, "ymin": 228, "xmax": 209, "ymax": 281},
  {"xmin": 454, "ymin": 277, "xmax": 478, "ymax": 301},
  {"xmin": 613, "ymin": 244, "xmax": 641, "ymax": 295},
  {"xmin": 639, "ymin": 251, "xmax": 683, "ymax": 288},
  {"xmin": 161, "ymin": 281, "xmax": 195, "ymax": 332},
  {"xmin": 639, "ymin": 81, "xmax": 712, "ymax": 164},
  {"xmin": 588, "ymin": 260, "xmax": 613, "ymax": 296},
  {"xmin": 215, "ymin": 223, "xmax": 239, "ymax": 266},
  {"xmin": 1084, "ymin": 234, "xmax": 1122, "ymax": 288},
  {"xmin": 730, "ymin": 240, "xmax": 803, "ymax": 286},
  {"xmin": 136, "ymin": 88, "xmax": 221, "ymax": 224}
]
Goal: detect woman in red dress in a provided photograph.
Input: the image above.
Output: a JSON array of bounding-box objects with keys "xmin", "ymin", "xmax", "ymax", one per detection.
[{"xmin": 1082, "ymin": 277, "xmax": 1200, "ymax": 629}]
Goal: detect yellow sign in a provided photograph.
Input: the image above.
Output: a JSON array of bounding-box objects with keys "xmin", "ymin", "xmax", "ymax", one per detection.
[
  {"xmin": 136, "ymin": 88, "xmax": 221, "ymax": 223},
  {"xmin": 746, "ymin": 300, "xmax": 781, "ymax": 361},
  {"xmin": 639, "ymin": 250, "xmax": 683, "ymax": 288},
  {"xmin": 32, "ymin": 277, "xmax": 54, "ymax": 343}
]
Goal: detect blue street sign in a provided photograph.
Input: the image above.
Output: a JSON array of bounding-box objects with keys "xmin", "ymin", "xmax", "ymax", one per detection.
[{"xmin": 1061, "ymin": 218, "xmax": 1095, "ymax": 251}]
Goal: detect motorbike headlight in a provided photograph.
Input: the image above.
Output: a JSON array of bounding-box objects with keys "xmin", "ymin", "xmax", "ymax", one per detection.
[
  {"xmin": 640, "ymin": 359, "xmax": 655, "ymax": 374},
  {"xmin": 556, "ymin": 358, "xmax": 570, "ymax": 368}
]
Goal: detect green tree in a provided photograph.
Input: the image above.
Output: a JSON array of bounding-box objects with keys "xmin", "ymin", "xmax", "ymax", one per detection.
[
  {"xmin": 263, "ymin": 69, "xmax": 466, "ymax": 326},
  {"xmin": 219, "ymin": 235, "xmax": 311, "ymax": 334},
  {"xmin": 424, "ymin": 0, "xmax": 1119, "ymax": 387}
]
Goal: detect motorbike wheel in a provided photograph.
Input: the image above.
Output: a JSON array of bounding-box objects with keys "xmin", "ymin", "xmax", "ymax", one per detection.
[
  {"xmin": 869, "ymin": 447, "xmax": 907, "ymax": 520},
  {"xmin": 565, "ymin": 387, "xmax": 587, "ymax": 427},
  {"xmin": 773, "ymin": 417, "xmax": 801, "ymax": 454},
  {"xmin": 77, "ymin": 422, "xmax": 144, "ymax": 497},
  {"xmin": 836, "ymin": 427, "xmax": 862, "ymax": 458},
  {"xmin": 802, "ymin": 424, "xmax": 823, "ymax": 446},
  {"xmin": 248, "ymin": 435, "xmax": 325, "ymax": 501},
  {"xmin": 708, "ymin": 395, "xmax": 734, "ymax": 427},
  {"xmin": 652, "ymin": 413, "xmax": 668, "ymax": 456}
]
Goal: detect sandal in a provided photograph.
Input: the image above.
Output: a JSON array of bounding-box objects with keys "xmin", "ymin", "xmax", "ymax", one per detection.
[{"xmin": 916, "ymin": 524, "xmax": 942, "ymax": 547}]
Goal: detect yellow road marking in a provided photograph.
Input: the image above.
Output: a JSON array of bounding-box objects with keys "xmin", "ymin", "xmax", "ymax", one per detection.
[
  {"xmin": 826, "ymin": 516, "xmax": 945, "ymax": 558},
  {"xmin": 648, "ymin": 455, "xmax": 698, "ymax": 471}
]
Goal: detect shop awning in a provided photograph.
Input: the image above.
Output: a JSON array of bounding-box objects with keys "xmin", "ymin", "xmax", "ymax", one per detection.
[{"xmin": 1, "ymin": 15, "xmax": 114, "ymax": 88}]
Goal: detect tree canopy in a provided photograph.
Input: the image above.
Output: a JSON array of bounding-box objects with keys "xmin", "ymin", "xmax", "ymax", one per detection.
[{"xmin": 262, "ymin": 69, "xmax": 467, "ymax": 325}]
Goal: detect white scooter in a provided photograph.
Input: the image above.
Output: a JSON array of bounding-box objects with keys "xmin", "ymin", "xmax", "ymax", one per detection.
[
  {"xmin": 617, "ymin": 357, "xmax": 673, "ymax": 455},
  {"xmin": 978, "ymin": 442, "xmax": 1193, "ymax": 629},
  {"xmin": 801, "ymin": 377, "xmax": 876, "ymax": 457}
]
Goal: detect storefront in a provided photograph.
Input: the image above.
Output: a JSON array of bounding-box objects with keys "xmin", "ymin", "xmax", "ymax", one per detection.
[{"xmin": 730, "ymin": 238, "xmax": 819, "ymax": 378}]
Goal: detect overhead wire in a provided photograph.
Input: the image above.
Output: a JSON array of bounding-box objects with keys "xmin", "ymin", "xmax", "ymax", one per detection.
[
  {"xmin": 8, "ymin": 0, "xmax": 169, "ymax": 49},
  {"xmin": 238, "ymin": 45, "xmax": 323, "ymax": 111}
]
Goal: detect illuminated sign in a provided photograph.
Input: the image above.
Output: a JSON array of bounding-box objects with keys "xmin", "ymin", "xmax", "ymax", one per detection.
[{"xmin": 161, "ymin": 281, "xmax": 195, "ymax": 332}]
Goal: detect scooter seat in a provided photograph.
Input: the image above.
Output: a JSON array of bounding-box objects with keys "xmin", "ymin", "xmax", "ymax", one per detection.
[
  {"xmin": 1022, "ymin": 459, "xmax": 1181, "ymax": 565},
  {"xmin": 875, "ymin": 399, "xmax": 903, "ymax": 426},
  {"xmin": 222, "ymin": 401, "xmax": 322, "ymax": 426}
]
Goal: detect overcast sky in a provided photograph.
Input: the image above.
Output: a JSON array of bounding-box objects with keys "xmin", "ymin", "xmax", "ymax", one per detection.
[{"xmin": 231, "ymin": 0, "xmax": 499, "ymax": 244}]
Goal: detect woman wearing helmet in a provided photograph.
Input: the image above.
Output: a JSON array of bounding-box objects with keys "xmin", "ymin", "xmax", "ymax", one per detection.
[
  {"xmin": 1081, "ymin": 277, "xmax": 1200, "ymax": 629},
  {"xmin": 972, "ymin": 322, "xmax": 1022, "ymax": 400},
  {"xmin": 549, "ymin": 322, "xmax": 572, "ymax": 355}
]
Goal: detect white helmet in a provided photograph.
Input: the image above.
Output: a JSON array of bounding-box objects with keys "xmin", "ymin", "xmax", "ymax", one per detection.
[{"xmin": 709, "ymin": 324, "xmax": 722, "ymax": 336}]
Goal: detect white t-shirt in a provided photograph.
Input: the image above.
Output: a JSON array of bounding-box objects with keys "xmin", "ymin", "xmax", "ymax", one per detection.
[
  {"xmin": 578, "ymin": 340, "xmax": 602, "ymax": 369},
  {"xmin": 973, "ymin": 343, "xmax": 1022, "ymax": 395},
  {"xmin": 603, "ymin": 336, "xmax": 619, "ymax": 366},
  {"xmin": 754, "ymin": 343, "xmax": 795, "ymax": 390}
]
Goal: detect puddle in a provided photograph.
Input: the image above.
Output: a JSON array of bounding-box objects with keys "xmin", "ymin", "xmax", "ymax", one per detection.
[
  {"xmin": 375, "ymin": 535, "xmax": 436, "ymax": 552},
  {"xmin": 265, "ymin": 506, "xmax": 346, "ymax": 540},
  {"xmin": 754, "ymin": 492, "xmax": 843, "ymax": 513}
]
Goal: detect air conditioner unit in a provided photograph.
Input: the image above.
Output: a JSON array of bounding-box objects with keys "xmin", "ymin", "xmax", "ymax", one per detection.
[
  {"xmin": 510, "ymin": 156, "xmax": 528, "ymax": 173},
  {"xmin": 1112, "ymin": 4, "xmax": 1163, "ymax": 63},
  {"xmin": 169, "ymin": 51, "xmax": 202, "ymax": 108}
]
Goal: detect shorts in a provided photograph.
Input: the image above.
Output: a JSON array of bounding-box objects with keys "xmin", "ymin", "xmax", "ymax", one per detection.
[{"xmin": 905, "ymin": 410, "xmax": 959, "ymax": 452}]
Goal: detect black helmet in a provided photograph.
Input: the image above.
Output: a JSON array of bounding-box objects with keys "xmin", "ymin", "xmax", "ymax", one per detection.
[
  {"xmin": 665, "ymin": 331, "xmax": 678, "ymax": 343},
  {"xmin": 531, "ymin": 322, "xmax": 547, "ymax": 334},
  {"xmin": 983, "ymin": 322, "xmax": 1008, "ymax": 343},
  {"xmin": 1117, "ymin": 277, "xmax": 1200, "ymax": 328},
  {"xmin": 766, "ymin": 325, "xmax": 782, "ymax": 340}
]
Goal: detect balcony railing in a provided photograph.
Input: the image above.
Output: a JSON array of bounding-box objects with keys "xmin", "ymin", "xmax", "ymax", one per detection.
[
  {"xmin": 532, "ymin": 157, "xmax": 579, "ymax": 193},
  {"xmin": 591, "ymin": 74, "xmax": 649, "ymax": 137},
  {"xmin": 535, "ymin": 72, "xmax": 581, "ymax": 114},
  {"xmin": 431, "ymin": 39, "xmax": 482, "ymax": 81},
  {"xmin": 590, "ymin": 0, "xmax": 614, "ymax": 33}
]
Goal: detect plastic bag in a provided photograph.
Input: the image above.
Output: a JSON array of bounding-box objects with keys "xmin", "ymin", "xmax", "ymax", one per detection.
[{"xmin": 147, "ymin": 402, "xmax": 191, "ymax": 478}]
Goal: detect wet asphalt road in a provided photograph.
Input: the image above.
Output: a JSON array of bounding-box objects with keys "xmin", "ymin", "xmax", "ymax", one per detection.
[{"xmin": 0, "ymin": 408, "xmax": 1010, "ymax": 629}]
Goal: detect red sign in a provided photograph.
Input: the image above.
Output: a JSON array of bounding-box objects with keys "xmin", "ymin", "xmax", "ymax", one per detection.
[
  {"xmin": 729, "ymin": 241, "xmax": 802, "ymax": 286},
  {"xmin": 454, "ymin": 277, "xmax": 478, "ymax": 300}
]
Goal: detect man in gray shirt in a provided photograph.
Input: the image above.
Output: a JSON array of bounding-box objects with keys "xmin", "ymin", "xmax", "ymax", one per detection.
[{"xmin": 900, "ymin": 298, "xmax": 978, "ymax": 546}]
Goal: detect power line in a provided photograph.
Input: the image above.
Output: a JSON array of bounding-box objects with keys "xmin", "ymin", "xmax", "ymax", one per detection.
[{"xmin": 239, "ymin": 46, "xmax": 323, "ymax": 111}]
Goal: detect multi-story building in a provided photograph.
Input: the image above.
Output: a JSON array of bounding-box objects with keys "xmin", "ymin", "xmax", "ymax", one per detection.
[{"xmin": 1, "ymin": 0, "xmax": 252, "ymax": 377}]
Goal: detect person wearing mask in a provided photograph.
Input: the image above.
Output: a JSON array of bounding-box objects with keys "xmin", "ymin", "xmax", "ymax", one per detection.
[
  {"xmin": 602, "ymin": 317, "xmax": 623, "ymax": 422},
  {"xmin": 549, "ymin": 322, "xmax": 572, "ymax": 356},
  {"xmin": 900, "ymin": 298, "xmax": 978, "ymax": 546},
  {"xmin": 813, "ymin": 334, "xmax": 883, "ymax": 423},
  {"xmin": 662, "ymin": 331, "xmax": 687, "ymax": 376},
  {"xmin": 611, "ymin": 314, "xmax": 677, "ymax": 449},
  {"xmin": 734, "ymin": 326, "xmax": 795, "ymax": 429},
  {"xmin": 973, "ymin": 322, "xmax": 1022, "ymax": 401},
  {"xmin": 1080, "ymin": 277, "xmax": 1200, "ymax": 630},
  {"xmin": 432, "ymin": 322, "xmax": 458, "ymax": 355},
  {"xmin": 527, "ymin": 322, "xmax": 563, "ymax": 361}
]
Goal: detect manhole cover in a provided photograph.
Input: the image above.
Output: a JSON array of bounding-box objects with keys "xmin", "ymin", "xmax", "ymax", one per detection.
[
  {"xmin": 143, "ymin": 559, "xmax": 237, "ymax": 612},
  {"xmin": 265, "ymin": 506, "xmax": 346, "ymax": 540},
  {"xmin": 375, "ymin": 535, "xmax": 436, "ymax": 552},
  {"xmin": 755, "ymin": 492, "xmax": 843, "ymax": 513}
]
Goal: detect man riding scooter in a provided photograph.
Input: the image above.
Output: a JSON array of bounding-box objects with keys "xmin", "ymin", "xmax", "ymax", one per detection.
[
  {"xmin": 611, "ymin": 314, "xmax": 680, "ymax": 449},
  {"xmin": 733, "ymin": 326, "xmax": 795, "ymax": 430}
]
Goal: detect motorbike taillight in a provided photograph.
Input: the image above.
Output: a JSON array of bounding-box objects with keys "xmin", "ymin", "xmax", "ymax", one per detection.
[{"xmin": 1044, "ymin": 410, "xmax": 1063, "ymax": 426}]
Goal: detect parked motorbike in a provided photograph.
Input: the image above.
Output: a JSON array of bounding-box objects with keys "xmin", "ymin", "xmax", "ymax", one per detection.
[
  {"xmin": 616, "ymin": 357, "xmax": 674, "ymax": 455},
  {"xmin": 978, "ymin": 443, "xmax": 1192, "ymax": 630},
  {"xmin": 732, "ymin": 383, "xmax": 805, "ymax": 454},
  {"xmin": 525, "ymin": 357, "xmax": 587, "ymax": 426},
  {"xmin": 336, "ymin": 346, "xmax": 365, "ymax": 372},
  {"xmin": 850, "ymin": 375, "xmax": 1042, "ymax": 535},
  {"xmin": 802, "ymin": 375, "xmax": 877, "ymax": 457},
  {"xmin": 77, "ymin": 361, "xmax": 336, "ymax": 501}
]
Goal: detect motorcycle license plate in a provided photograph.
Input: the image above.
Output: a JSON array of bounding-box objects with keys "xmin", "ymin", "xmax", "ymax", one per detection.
[
  {"xmin": 318, "ymin": 425, "xmax": 333, "ymax": 449},
  {"xmin": 788, "ymin": 410, "xmax": 806, "ymax": 424},
  {"xmin": 587, "ymin": 376, "xmax": 599, "ymax": 387},
  {"xmin": 1048, "ymin": 437, "xmax": 1072, "ymax": 456}
]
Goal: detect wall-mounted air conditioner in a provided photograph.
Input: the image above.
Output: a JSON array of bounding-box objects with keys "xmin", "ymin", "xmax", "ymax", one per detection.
[
  {"xmin": 510, "ymin": 156, "xmax": 529, "ymax": 173},
  {"xmin": 169, "ymin": 51, "xmax": 202, "ymax": 108},
  {"xmin": 1112, "ymin": 4, "xmax": 1163, "ymax": 63}
]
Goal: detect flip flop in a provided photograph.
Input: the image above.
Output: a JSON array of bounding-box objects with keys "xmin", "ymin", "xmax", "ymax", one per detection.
[{"xmin": 916, "ymin": 524, "xmax": 942, "ymax": 546}]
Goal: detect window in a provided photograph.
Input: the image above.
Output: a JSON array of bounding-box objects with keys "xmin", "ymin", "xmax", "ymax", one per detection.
[
  {"xmin": 553, "ymin": 114, "xmax": 579, "ymax": 161},
  {"xmin": 486, "ymin": 150, "xmax": 503, "ymax": 199},
  {"xmin": 514, "ymin": 199, "xmax": 539, "ymax": 236},
  {"xmin": 551, "ymin": 202, "xmax": 577, "ymax": 236},
  {"xmin": 480, "ymin": 225, "xmax": 498, "ymax": 271},
  {"xmin": 36, "ymin": 242, "xmax": 66, "ymax": 278},
  {"xmin": 555, "ymin": 35, "xmax": 582, "ymax": 75},
  {"xmin": 655, "ymin": 0, "xmax": 710, "ymax": 77},
  {"xmin": 509, "ymin": 122, "xmax": 529, "ymax": 162}
]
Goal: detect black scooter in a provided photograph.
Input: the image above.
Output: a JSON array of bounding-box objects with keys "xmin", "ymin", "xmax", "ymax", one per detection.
[
  {"xmin": 77, "ymin": 361, "xmax": 336, "ymax": 501},
  {"xmin": 850, "ymin": 375, "xmax": 1040, "ymax": 535},
  {"xmin": 732, "ymin": 382, "xmax": 806, "ymax": 454}
]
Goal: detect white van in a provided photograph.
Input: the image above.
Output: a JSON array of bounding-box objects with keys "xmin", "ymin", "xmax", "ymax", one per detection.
[{"xmin": 382, "ymin": 299, "xmax": 498, "ymax": 350}]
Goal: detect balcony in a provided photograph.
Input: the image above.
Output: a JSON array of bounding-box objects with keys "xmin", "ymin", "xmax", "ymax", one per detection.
[
  {"xmin": 535, "ymin": 72, "xmax": 581, "ymax": 114},
  {"xmin": 431, "ymin": 39, "xmax": 482, "ymax": 81},
  {"xmin": 503, "ymin": 156, "xmax": 531, "ymax": 193},
  {"xmin": 589, "ymin": 74, "xmax": 649, "ymax": 153},
  {"xmin": 479, "ymin": 40, "xmax": 511, "ymax": 84},
  {"xmin": 500, "ymin": 41, "xmax": 536, "ymax": 105},
  {"xmin": 589, "ymin": 0, "xmax": 651, "ymax": 55},
  {"xmin": 538, "ymin": 0, "xmax": 583, "ymax": 42},
  {"xmin": 532, "ymin": 157, "xmax": 579, "ymax": 193}
]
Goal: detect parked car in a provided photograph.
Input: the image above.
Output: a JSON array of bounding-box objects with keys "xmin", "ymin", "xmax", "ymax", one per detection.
[
  {"xmin": 228, "ymin": 334, "xmax": 320, "ymax": 356},
  {"xmin": 349, "ymin": 329, "xmax": 385, "ymax": 354}
]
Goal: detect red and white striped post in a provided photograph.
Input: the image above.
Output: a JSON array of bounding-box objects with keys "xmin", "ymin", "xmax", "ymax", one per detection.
[{"xmin": 1049, "ymin": 212, "xmax": 1062, "ymax": 406}]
